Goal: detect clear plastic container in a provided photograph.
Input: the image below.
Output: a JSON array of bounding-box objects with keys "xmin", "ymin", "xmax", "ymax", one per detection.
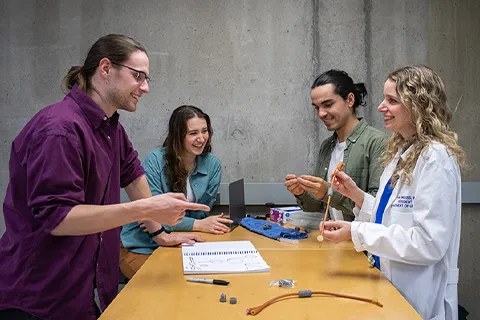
[{"xmin": 283, "ymin": 210, "xmax": 322, "ymax": 229}]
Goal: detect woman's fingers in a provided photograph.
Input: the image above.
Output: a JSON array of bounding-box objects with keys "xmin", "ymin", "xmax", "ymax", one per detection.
[
  {"xmin": 333, "ymin": 171, "xmax": 351, "ymax": 184},
  {"xmin": 322, "ymin": 221, "xmax": 352, "ymax": 243},
  {"xmin": 217, "ymin": 218, "xmax": 234, "ymax": 224},
  {"xmin": 215, "ymin": 223, "xmax": 231, "ymax": 233},
  {"xmin": 191, "ymin": 235, "xmax": 205, "ymax": 242}
]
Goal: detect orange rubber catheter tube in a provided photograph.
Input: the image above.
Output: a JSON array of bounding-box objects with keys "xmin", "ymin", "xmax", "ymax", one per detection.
[
  {"xmin": 318, "ymin": 162, "xmax": 345, "ymax": 241},
  {"xmin": 246, "ymin": 289, "xmax": 382, "ymax": 316}
]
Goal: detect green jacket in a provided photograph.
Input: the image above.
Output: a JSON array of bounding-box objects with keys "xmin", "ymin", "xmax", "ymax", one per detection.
[{"xmin": 296, "ymin": 118, "xmax": 388, "ymax": 221}]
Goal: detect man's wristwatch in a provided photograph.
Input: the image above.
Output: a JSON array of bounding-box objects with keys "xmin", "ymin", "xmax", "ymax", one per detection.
[{"xmin": 148, "ymin": 226, "xmax": 172, "ymax": 238}]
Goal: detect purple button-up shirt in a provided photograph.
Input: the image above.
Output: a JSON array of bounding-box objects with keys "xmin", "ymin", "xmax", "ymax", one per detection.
[{"xmin": 0, "ymin": 85, "xmax": 145, "ymax": 320}]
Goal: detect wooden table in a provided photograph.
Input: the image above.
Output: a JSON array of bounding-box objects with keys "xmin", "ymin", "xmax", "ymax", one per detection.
[{"xmin": 100, "ymin": 227, "xmax": 421, "ymax": 319}]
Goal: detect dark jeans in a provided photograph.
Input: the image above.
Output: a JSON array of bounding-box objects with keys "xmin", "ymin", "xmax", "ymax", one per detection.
[{"xmin": 0, "ymin": 304, "xmax": 101, "ymax": 319}]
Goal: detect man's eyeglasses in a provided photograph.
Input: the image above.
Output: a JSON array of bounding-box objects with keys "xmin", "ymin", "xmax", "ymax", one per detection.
[{"xmin": 111, "ymin": 61, "xmax": 151, "ymax": 84}]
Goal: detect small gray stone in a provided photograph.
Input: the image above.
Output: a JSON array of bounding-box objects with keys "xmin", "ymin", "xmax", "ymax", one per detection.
[{"xmin": 229, "ymin": 297, "xmax": 237, "ymax": 304}]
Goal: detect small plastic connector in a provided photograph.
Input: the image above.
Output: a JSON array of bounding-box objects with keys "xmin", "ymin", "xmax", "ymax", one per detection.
[
  {"xmin": 327, "ymin": 187, "xmax": 334, "ymax": 197},
  {"xmin": 298, "ymin": 290, "xmax": 312, "ymax": 298},
  {"xmin": 219, "ymin": 293, "xmax": 226, "ymax": 303}
]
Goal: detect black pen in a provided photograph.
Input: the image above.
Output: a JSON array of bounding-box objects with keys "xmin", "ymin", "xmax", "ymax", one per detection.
[{"xmin": 186, "ymin": 277, "xmax": 229, "ymax": 286}]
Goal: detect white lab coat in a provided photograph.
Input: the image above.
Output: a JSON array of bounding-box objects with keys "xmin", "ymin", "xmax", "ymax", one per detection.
[{"xmin": 351, "ymin": 142, "xmax": 461, "ymax": 320}]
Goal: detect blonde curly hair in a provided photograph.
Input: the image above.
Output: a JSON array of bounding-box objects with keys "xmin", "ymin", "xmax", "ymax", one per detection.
[{"xmin": 381, "ymin": 65, "xmax": 467, "ymax": 186}]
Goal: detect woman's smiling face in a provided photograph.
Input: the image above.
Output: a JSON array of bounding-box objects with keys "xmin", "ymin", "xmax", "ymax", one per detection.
[
  {"xmin": 183, "ymin": 117, "xmax": 209, "ymax": 157},
  {"xmin": 378, "ymin": 79, "xmax": 416, "ymax": 139}
]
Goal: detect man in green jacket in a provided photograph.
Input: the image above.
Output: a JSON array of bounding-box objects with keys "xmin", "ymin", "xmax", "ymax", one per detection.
[{"xmin": 285, "ymin": 70, "xmax": 387, "ymax": 221}]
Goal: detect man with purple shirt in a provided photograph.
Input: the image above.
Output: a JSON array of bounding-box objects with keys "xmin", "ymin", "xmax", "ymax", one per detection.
[{"xmin": 0, "ymin": 34, "xmax": 208, "ymax": 320}]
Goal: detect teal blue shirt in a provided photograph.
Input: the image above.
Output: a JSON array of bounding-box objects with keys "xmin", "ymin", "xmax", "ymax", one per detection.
[{"xmin": 121, "ymin": 147, "xmax": 222, "ymax": 254}]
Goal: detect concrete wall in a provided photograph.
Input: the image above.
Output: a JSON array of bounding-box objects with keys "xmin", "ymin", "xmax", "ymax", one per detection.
[
  {"xmin": 0, "ymin": 0, "xmax": 479, "ymax": 317},
  {"xmin": 426, "ymin": 1, "xmax": 480, "ymax": 318}
]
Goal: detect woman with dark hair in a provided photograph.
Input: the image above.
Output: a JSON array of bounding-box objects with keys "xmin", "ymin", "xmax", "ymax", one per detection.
[
  {"xmin": 285, "ymin": 70, "xmax": 388, "ymax": 221},
  {"xmin": 120, "ymin": 105, "xmax": 230, "ymax": 279},
  {"xmin": 323, "ymin": 66, "xmax": 466, "ymax": 320}
]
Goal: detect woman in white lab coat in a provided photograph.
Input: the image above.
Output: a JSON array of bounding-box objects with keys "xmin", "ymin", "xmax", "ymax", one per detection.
[{"xmin": 322, "ymin": 65, "xmax": 467, "ymax": 320}]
